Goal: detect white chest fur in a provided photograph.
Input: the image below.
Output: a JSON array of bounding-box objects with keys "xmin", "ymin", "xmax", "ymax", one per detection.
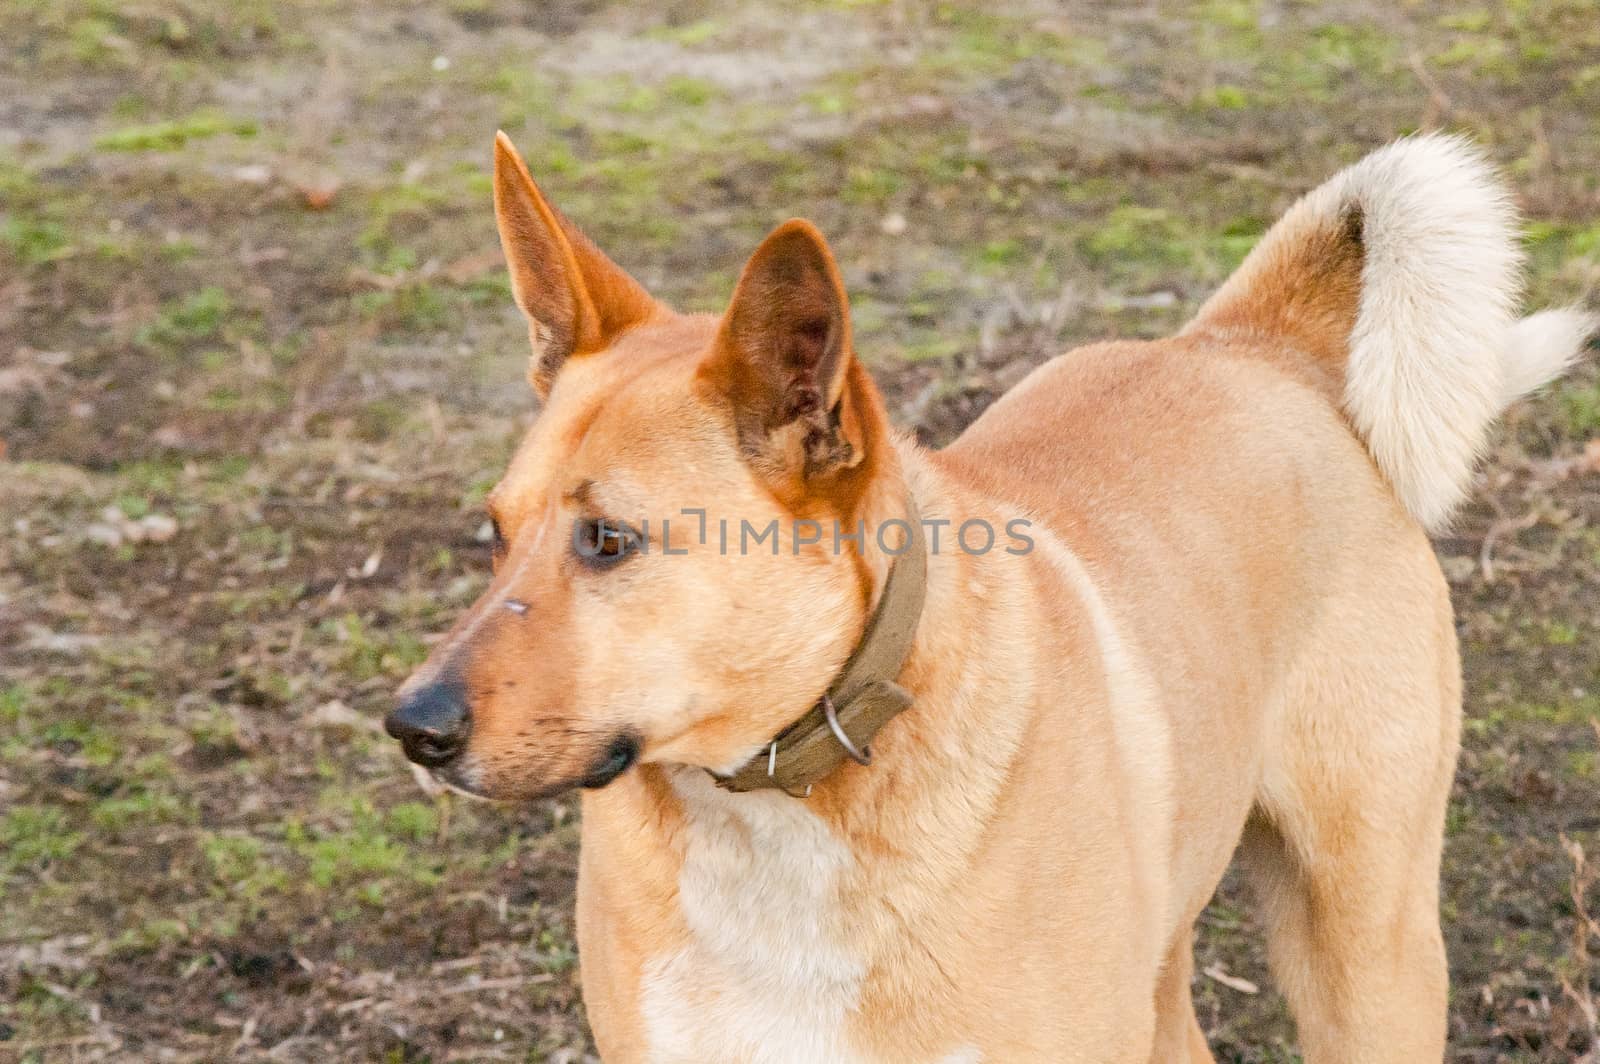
[{"xmin": 639, "ymin": 769, "xmax": 866, "ymax": 1064}]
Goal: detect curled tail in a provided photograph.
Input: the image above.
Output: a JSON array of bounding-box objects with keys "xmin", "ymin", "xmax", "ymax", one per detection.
[{"xmin": 1188, "ymin": 134, "xmax": 1596, "ymax": 532}]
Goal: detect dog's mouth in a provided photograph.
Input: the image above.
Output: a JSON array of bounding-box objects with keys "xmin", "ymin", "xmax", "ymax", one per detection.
[
  {"xmin": 406, "ymin": 760, "xmax": 488, "ymax": 801},
  {"xmin": 577, "ymin": 733, "xmax": 640, "ymax": 790},
  {"xmin": 405, "ymin": 733, "xmax": 641, "ymax": 803}
]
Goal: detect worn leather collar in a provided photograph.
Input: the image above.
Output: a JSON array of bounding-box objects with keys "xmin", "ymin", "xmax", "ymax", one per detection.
[{"xmin": 713, "ymin": 495, "xmax": 927, "ymax": 795}]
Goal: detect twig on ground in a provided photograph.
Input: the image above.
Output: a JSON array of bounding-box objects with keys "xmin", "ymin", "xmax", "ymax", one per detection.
[
  {"xmin": 1480, "ymin": 509, "xmax": 1543, "ymax": 582},
  {"xmin": 1408, "ymin": 49, "xmax": 1452, "ymax": 128},
  {"xmin": 1558, "ymin": 833, "xmax": 1599, "ymax": 1054}
]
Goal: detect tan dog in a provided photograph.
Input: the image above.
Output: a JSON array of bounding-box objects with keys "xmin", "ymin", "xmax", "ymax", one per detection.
[{"xmin": 387, "ymin": 132, "xmax": 1596, "ymax": 1062}]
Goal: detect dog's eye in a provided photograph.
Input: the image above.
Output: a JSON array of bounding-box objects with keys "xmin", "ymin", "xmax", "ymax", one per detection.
[{"xmin": 573, "ymin": 517, "xmax": 640, "ymax": 569}]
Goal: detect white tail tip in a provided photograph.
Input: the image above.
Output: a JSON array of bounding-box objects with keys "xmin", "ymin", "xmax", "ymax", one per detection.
[{"xmin": 1501, "ymin": 308, "xmax": 1598, "ymax": 405}]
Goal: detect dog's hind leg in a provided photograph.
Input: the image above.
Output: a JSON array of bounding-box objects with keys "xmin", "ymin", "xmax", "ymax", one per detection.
[
  {"xmin": 1240, "ymin": 795, "xmax": 1451, "ymax": 1062},
  {"xmin": 1241, "ymin": 599, "xmax": 1460, "ymax": 1063},
  {"xmin": 1148, "ymin": 932, "xmax": 1216, "ymax": 1064}
]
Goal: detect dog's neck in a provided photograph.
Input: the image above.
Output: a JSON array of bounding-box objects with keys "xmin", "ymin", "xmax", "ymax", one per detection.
[
  {"xmin": 586, "ymin": 438, "xmax": 1045, "ymax": 939},
  {"xmin": 713, "ymin": 459, "xmax": 928, "ymax": 795},
  {"xmin": 583, "ymin": 443, "xmax": 1049, "ymax": 1062}
]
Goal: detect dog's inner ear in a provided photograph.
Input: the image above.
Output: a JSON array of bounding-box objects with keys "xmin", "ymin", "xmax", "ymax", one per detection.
[
  {"xmin": 702, "ymin": 219, "xmax": 867, "ymax": 484},
  {"xmin": 492, "ymin": 131, "xmax": 657, "ymax": 396}
]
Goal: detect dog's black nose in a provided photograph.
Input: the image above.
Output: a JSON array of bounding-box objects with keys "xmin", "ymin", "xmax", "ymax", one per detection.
[{"xmin": 385, "ymin": 680, "xmax": 470, "ymax": 767}]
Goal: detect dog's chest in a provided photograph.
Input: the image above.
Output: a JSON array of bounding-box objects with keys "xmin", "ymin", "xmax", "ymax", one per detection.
[{"xmin": 638, "ymin": 773, "xmax": 866, "ymax": 1064}]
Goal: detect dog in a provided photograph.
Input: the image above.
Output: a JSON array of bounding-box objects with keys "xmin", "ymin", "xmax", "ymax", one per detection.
[{"xmin": 387, "ymin": 131, "xmax": 1595, "ymax": 1062}]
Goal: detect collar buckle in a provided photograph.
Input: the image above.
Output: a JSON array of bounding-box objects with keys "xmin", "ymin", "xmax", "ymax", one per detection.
[
  {"xmin": 711, "ymin": 490, "xmax": 925, "ymax": 796},
  {"xmin": 766, "ymin": 738, "xmax": 813, "ymax": 799}
]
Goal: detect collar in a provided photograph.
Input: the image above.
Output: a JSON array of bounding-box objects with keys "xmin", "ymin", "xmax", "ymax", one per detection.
[{"xmin": 713, "ymin": 494, "xmax": 927, "ymax": 796}]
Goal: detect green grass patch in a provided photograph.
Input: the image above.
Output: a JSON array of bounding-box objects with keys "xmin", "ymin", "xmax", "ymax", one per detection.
[
  {"xmin": 1084, "ymin": 205, "xmax": 1186, "ymax": 260},
  {"xmin": 0, "ymin": 683, "xmax": 27, "ymax": 724},
  {"xmin": 287, "ymin": 799, "xmax": 442, "ymax": 894},
  {"xmin": 65, "ymin": 14, "xmax": 126, "ymax": 64},
  {"xmin": 1561, "ymin": 380, "xmax": 1600, "ymax": 436},
  {"xmin": 842, "ymin": 166, "xmax": 901, "ymax": 206},
  {"xmin": 323, "ymin": 613, "xmax": 429, "ymax": 682},
  {"xmin": 1434, "ymin": 35, "xmax": 1511, "ymax": 72},
  {"xmin": 93, "ymin": 788, "xmax": 188, "ymax": 831},
  {"xmin": 644, "ymin": 19, "xmax": 724, "ymax": 46},
  {"xmin": 203, "ymin": 832, "xmax": 263, "ymax": 882},
  {"xmin": 2, "ymin": 213, "xmax": 71, "ymax": 264},
  {"xmin": 112, "ymin": 916, "xmax": 190, "ymax": 955},
  {"xmin": 365, "ymin": 182, "xmax": 449, "ymax": 238},
  {"xmin": 1543, "ymin": 619, "xmax": 1581, "ymax": 646},
  {"xmin": 662, "ymin": 75, "xmax": 723, "ymax": 108},
  {"xmin": 353, "ymin": 284, "xmax": 454, "ymax": 335},
  {"xmin": 1, "ymin": 805, "xmax": 85, "ymax": 874},
  {"xmin": 486, "ymin": 64, "xmax": 564, "ymax": 130},
  {"xmin": 918, "ymin": 6, "xmax": 1083, "ymax": 78},
  {"xmin": 1525, "ymin": 219, "xmax": 1600, "ymax": 261},
  {"xmin": 0, "ymin": 159, "xmax": 38, "ymax": 201},
  {"xmin": 385, "ymin": 801, "xmax": 440, "ymax": 842},
  {"xmin": 96, "ymin": 110, "xmax": 257, "ymax": 152},
  {"xmin": 1196, "ymin": 83, "xmax": 1251, "ymax": 110},
  {"xmin": 42, "ymin": 718, "xmax": 119, "ymax": 766},
  {"xmin": 136, "ymin": 285, "xmax": 233, "ymax": 348},
  {"xmin": 900, "ymin": 334, "xmax": 963, "ymax": 362},
  {"xmin": 1465, "ymin": 695, "xmax": 1600, "ymax": 737}
]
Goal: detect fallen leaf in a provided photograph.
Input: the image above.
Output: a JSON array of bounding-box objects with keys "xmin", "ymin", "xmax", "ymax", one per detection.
[
  {"xmin": 139, "ymin": 513, "xmax": 179, "ymax": 543},
  {"xmin": 84, "ymin": 523, "xmax": 124, "ymax": 548},
  {"xmin": 23, "ymin": 625, "xmax": 106, "ymax": 655},
  {"xmin": 153, "ymin": 424, "xmax": 196, "ymax": 450},
  {"xmin": 290, "ymin": 166, "xmax": 342, "ymax": 210},
  {"xmin": 300, "ymin": 183, "xmax": 340, "ymax": 210},
  {"xmin": 309, "ymin": 699, "xmax": 381, "ymax": 734},
  {"xmin": 233, "ymin": 163, "xmax": 273, "ymax": 185},
  {"xmin": 346, "ymin": 267, "xmax": 405, "ymax": 291},
  {"xmin": 0, "ymin": 365, "xmax": 48, "ymax": 395}
]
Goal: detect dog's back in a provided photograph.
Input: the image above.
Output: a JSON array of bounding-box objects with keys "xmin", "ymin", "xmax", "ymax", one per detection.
[{"xmin": 933, "ymin": 134, "xmax": 1595, "ymax": 1061}]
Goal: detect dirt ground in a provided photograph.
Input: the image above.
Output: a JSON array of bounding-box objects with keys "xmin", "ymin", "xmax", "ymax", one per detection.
[{"xmin": 2, "ymin": 1, "xmax": 1599, "ymax": 1061}]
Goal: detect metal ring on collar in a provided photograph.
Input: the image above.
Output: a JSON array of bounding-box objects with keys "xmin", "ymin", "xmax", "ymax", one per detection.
[{"xmin": 821, "ymin": 693, "xmax": 873, "ymax": 766}]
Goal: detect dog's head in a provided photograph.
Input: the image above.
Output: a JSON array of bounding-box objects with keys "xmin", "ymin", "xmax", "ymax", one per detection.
[{"xmin": 386, "ymin": 133, "xmax": 901, "ymax": 801}]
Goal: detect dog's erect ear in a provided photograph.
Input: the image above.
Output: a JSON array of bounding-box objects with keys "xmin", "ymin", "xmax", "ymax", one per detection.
[
  {"xmin": 701, "ymin": 219, "xmax": 869, "ymax": 485},
  {"xmin": 493, "ymin": 131, "xmax": 657, "ymax": 396}
]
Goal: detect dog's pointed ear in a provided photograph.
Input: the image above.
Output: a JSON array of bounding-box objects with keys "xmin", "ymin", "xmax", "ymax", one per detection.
[
  {"xmin": 701, "ymin": 219, "xmax": 872, "ymax": 485},
  {"xmin": 493, "ymin": 131, "xmax": 657, "ymax": 396}
]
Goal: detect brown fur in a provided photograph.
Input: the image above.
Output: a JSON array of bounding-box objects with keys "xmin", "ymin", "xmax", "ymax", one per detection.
[{"xmin": 397, "ymin": 134, "xmax": 1471, "ymax": 1061}]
